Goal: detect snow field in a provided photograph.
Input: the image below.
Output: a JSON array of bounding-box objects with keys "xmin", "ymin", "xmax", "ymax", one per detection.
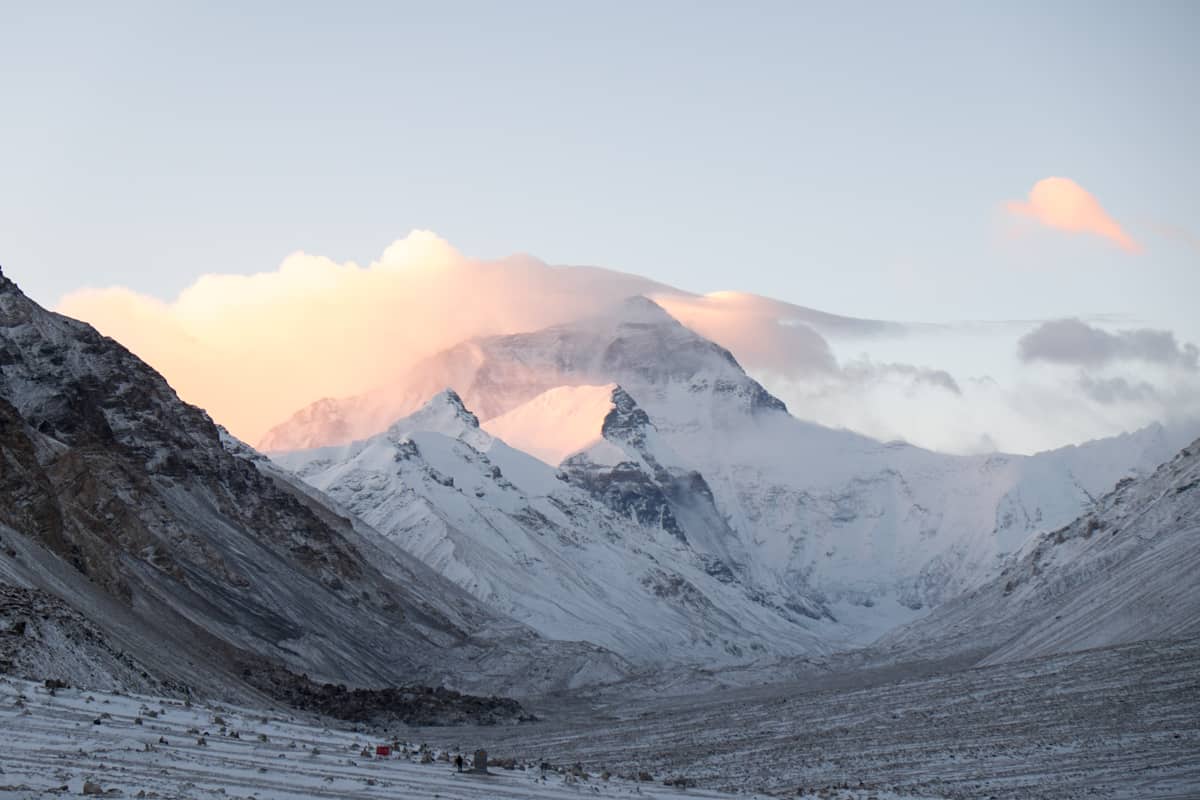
[{"xmin": 0, "ymin": 677, "xmax": 776, "ymax": 800}]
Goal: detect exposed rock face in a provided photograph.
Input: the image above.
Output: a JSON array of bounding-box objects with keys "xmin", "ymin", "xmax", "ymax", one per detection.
[
  {"xmin": 0, "ymin": 269, "xmax": 368, "ymax": 602},
  {"xmin": 561, "ymin": 385, "xmax": 730, "ymax": 549}
]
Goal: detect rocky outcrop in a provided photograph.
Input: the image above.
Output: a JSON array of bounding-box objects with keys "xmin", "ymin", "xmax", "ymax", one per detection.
[{"xmin": 241, "ymin": 662, "xmax": 531, "ymax": 726}]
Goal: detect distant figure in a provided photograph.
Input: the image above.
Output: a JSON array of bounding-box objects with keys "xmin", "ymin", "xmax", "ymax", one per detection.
[{"xmin": 455, "ymin": 754, "xmax": 464, "ymax": 772}]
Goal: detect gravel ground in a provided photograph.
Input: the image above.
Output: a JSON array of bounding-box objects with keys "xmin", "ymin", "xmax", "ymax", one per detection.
[{"xmin": 410, "ymin": 637, "xmax": 1200, "ymax": 799}]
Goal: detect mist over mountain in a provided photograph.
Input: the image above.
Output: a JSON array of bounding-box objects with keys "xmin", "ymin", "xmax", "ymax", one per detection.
[{"xmin": 59, "ymin": 233, "xmax": 1200, "ymax": 456}]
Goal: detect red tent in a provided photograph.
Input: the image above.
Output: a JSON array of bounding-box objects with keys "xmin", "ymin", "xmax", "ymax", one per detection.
[{"xmin": 375, "ymin": 745, "xmax": 391, "ymax": 757}]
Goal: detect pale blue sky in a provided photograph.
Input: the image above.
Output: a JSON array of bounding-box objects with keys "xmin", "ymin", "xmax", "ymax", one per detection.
[{"xmin": 1, "ymin": 1, "xmax": 1197, "ymax": 336}]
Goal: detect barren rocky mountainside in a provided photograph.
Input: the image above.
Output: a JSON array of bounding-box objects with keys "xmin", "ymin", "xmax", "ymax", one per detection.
[{"xmin": 0, "ymin": 266, "xmax": 627, "ymax": 708}]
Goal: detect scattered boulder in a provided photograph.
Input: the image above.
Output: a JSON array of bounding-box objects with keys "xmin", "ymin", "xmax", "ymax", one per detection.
[{"xmin": 238, "ymin": 662, "xmax": 526, "ymax": 726}]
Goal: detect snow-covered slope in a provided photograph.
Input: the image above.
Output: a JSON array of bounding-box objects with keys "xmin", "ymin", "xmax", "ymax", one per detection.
[
  {"xmin": 276, "ymin": 390, "xmax": 855, "ymax": 666},
  {"xmin": 270, "ymin": 297, "xmax": 1189, "ymax": 660},
  {"xmin": 480, "ymin": 384, "xmax": 618, "ymax": 466},
  {"xmin": 0, "ymin": 266, "xmax": 628, "ymax": 698},
  {"xmin": 880, "ymin": 437, "xmax": 1200, "ymax": 664}
]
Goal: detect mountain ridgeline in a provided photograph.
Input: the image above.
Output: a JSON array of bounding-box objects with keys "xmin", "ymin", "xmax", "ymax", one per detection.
[
  {"xmin": 1, "ymin": 261, "xmax": 1196, "ymax": 707},
  {"xmin": 267, "ymin": 296, "xmax": 1194, "ymax": 666}
]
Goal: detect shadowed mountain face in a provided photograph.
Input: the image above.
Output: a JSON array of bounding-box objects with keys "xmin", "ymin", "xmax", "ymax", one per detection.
[{"xmin": 0, "ymin": 267, "xmax": 628, "ymax": 699}]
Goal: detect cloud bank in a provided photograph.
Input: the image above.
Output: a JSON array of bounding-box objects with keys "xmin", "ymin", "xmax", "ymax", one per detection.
[
  {"xmin": 56, "ymin": 232, "xmax": 1198, "ymax": 456},
  {"xmin": 1006, "ymin": 177, "xmax": 1139, "ymax": 252},
  {"xmin": 1018, "ymin": 318, "xmax": 1199, "ymax": 370},
  {"xmin": 59, "ymin": 231, "xmax": 670, "ymax": 442},
  {"xmin": 59, "ymin": 234, "xmax": 899, "ymax": 445}
]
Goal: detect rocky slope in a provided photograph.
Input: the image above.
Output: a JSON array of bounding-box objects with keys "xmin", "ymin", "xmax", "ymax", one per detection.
[
  {"xmin": 0, "ymin": 266, "xmax": 626, "ymax": 699},
  {"xmin": 880, "ymin": 436, "xmax": 1200, "ymax": 664}
]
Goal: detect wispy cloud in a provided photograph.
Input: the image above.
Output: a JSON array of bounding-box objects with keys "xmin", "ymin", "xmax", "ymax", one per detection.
[
  {"xmin": 652, "ymin": 292, "xmax": 840, "ymax": 378},
  {"xmin": 1006, "ymin": 177, "xmax": 1139, "ymax": 253},
  {"xmin": 1149, "ymin": 222, "xmax": 1200, "ymax": 253}
]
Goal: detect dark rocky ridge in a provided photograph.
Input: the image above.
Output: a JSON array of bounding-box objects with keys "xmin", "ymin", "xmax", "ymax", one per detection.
[
  {"xmin": 560, "ymin": 386, "xmax": 737, "ymax": 556},
  {"xmin": 242, "ymin": 662, "xmax": 530, "ymax": 727}
]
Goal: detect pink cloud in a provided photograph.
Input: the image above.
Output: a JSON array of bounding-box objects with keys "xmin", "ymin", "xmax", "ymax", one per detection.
[
  {"xmin": 1006, "ymin": 177, "xmax": 1140, "ymax": 253},
  {"xmin": 55, "ymin": 231, "xmax": 670, "ymax": 443}
]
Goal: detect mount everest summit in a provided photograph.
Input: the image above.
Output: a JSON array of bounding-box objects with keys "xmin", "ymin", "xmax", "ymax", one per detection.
[{"xmin": 268, "ymin": 295, "xmax": 1195, "ymax": 667}]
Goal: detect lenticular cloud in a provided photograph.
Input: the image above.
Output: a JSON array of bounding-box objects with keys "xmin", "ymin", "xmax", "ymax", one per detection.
[{"xmin": 1006, "ymin": 177, "xmax": 1139, "ymax": 252}]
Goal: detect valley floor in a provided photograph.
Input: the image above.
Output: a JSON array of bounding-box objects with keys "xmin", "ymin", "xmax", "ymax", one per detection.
[
  {"xmin": 1, "ymin": 638, "xmax": 1197, "ymax": 800},
  {"xmin": 412, "ymin": 637, "xmax": 1200, "ymax": 800},
  {"xmin": 0, "ymin": 677, "xmax": 779, "ymax": 800}
]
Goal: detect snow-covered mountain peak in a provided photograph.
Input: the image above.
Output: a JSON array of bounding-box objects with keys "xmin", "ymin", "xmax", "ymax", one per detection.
[
  {"xmin": 605, "ymin": 294, "xmax": 680, "ymax": 325},
  {"xmin": 383, "ymin": 387, "xmax": 493, "ymax": 455},
  {"xmin": 393, "ymin": 388, "xmax": 479, "ymax": 432},
  {"xmin": 257, "ymin": 294, "xmax": 790, "ymax": 451},
  {"xmin": 274, "ymin": 391, "xmax": 841, "ymax": 666},
  {"xmin": 258, "ymin": 397, "xmax": 353, "ymax": 452},
  {"xmin": 565, "ymin": 296, "xmax": 761, "ymax": 391},
  {"xmin": 255, "ymin": 276, "xmax": 1198, "ymax": 668}
]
